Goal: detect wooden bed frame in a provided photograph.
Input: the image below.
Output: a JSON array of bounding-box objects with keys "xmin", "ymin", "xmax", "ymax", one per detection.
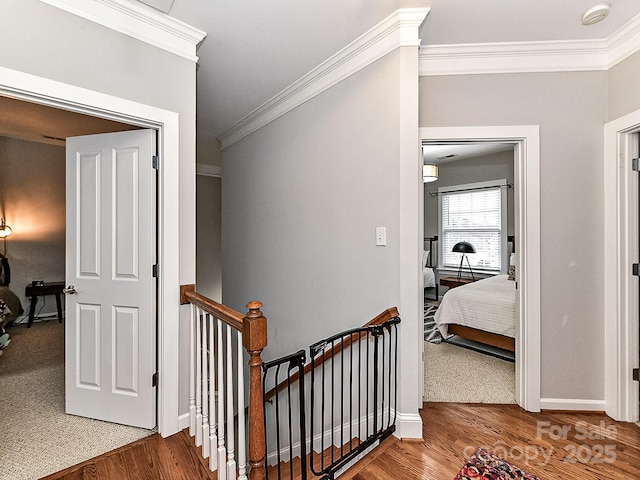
[{"xmin": 447, "ymin": 324, "xmax": 515, "ymax": 352}]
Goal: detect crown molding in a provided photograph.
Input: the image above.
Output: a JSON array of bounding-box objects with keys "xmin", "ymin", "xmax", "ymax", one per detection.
[
  {"xmin": 196, "ymin": 163, "xmax": 222, "ymax": 178},
  {"xmin": 220, "ymin": 8, "xmax": 430, "ymax": 149},
  {"xmin": 40, "ymin": 0, "xmax": 206, "ymax": 62},
  {"xmin": 419, "ymin": 12, "xmax": 640, "ymax": 76}
]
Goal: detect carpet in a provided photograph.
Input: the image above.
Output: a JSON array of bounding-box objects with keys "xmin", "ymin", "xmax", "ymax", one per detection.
[
  {"xmin": 423, "ymin": 341, "xmax": 516, "ymax": 403},
  {"xmin": 455, "ymin": 447, "xmax": 540, "ymax": 479},
  {"xmin": 0, "ymin": 321, "xmax": 153, "ymax": 480}
]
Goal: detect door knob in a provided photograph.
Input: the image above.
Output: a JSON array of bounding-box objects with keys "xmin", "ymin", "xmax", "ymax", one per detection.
[{"xmin": 63, "ymin": 285, "xmax": 77, "ymax": 295}]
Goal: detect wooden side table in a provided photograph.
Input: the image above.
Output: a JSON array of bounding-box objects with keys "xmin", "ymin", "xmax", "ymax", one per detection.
[
  {"xmin": 440, "ymin": 276, "xmax": 475, "ymax": 289},
  {"xmin": 24, "ymin": 281, "xmax": 65, "ymax": 328}
]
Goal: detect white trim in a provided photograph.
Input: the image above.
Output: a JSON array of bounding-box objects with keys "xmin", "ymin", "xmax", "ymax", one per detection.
[
  {"xmin": 40, "ymin": 0, "xmax": 206, "ymax": 62},
  {"xmin": 394, "ymin": 412, "xmax": 423, "ymax": 439},
  {"xmin": 219, "ymin": 8, "xmax": 430, "ymax": 149},
  {"xmin": 604, "ymin": 110, "xmax": 640, "ymax": 423},
  {"xmin": 196, "ymin": 163, "xmax": 222, "ymax": 178},
  {"xmin": 419, "ymin": 13, "xmax": 640, "ymax": 76},
  {"xmin": 0, "ymin": 66, "xmax": 182, "ymax": 437},
  {"xmin": 540, "ymin": 398, "xmax": 606, "ymax": 412},
  {"xmin": 420, "ymin": 126, "xmax": 541, "ymax": 413},
  {"xmin": 178, "ymin": 412, "xmax": 190, "ymax": 431}
]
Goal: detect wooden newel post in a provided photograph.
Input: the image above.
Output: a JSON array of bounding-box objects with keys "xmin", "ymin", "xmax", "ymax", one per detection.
[{"xmin": 243, "ymin": 301, "xmax": 267, "ymax": 480}]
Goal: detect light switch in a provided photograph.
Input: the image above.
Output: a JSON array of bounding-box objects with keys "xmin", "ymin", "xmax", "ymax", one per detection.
[{"xmin": 376, "ymin": 227, "xmax": 386, "ymax": 246}]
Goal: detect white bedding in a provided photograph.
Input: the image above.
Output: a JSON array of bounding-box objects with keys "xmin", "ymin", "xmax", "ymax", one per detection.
[
  {"xmin": 423, "ymin": 266, "xmax": 435, "ymax": 288},
  {"xmin": 434, "ymin": 274, "xmax": 516, "ymax": 338}
]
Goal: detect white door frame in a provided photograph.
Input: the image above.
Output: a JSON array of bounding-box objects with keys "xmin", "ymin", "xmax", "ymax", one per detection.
[
  {"xmin": 419, "ymin": 126, "xmax": 541, "ymax": 412},
  {"xmin": 0, "ymin": 66, "xmax": 181, "ymax": 436},
  {"xmin": 604, "ymin": 111, "xmax": 640, "ymax": 423}
]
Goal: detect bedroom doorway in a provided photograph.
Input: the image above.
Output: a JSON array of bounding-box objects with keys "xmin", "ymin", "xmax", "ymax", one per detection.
[
  {"xmin": 0, "ymin": 96, "xmax": 160, "ymax": 475},
  {"xmin": 421, "ymin": 142, "xmax": 517, "ymax": 404},
  {"xmin": 419, "ymin": 126, "xmax": 541, "ymax": 413}
]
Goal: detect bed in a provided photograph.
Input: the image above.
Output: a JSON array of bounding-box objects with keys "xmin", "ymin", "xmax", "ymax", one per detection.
[
  {"xmin": 434, "ymin": 274, "xmax": 516, "ymax": 352},
  {"xmin": 423, "ymin": 236, "xmax": 438, "ymax": 300}
]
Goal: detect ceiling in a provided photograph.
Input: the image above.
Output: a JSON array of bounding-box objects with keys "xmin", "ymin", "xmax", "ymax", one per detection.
[
  {"xmin": 3, "ymin": 1, "xmax": 640, "ymax": 147},
  {"xmin": 162, "ymin": 0, "xmax": 640, "ymax": 142},
  {"xmin": 422, "ymin": 143, "xmax": 514, "ymax": 165},
  {"xmin": 0, "ymin": 96, "xmax": 137, "ymax": 147}
]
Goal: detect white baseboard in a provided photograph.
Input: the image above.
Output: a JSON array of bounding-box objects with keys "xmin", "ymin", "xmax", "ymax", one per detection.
[
  {"xmin": 178, "ymin": 412, "xmax": 190, "ymax": 431},
  {"xmin": 394, "ymin": 412, "xmax": 423, "ymax": 439},
  {"xmin": 540, "ymin": 398, "xmax": 606, "ymax": 412}
]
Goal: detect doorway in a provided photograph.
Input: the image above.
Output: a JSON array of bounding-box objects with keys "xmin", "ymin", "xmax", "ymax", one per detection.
[
  {"xmin": 419, "ymin": 126, "xmax": 541, "ymax": 413},
  {"xmin": 604, "ymin": 112, "xmax": 640, "ymax": 423},
  {"xmin": 0, "ymin": 65, "xmax": 182, "ymax": 435},
  {"xmin": 421, "ymin": 142, "xmax": 517, "ymax": 403}
]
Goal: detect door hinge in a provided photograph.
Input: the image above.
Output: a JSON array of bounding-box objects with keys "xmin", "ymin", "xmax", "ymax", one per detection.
[
  {"xmin": 152, "ymin": 264, "xmax": 159, "ymax": 278},
  {"xmin": 152, "ymin": 372, "xmax": 158, "ymax": 387},
  {"xmin": 633, "ymin": 368, "xmax": 639, "ymax": 382},
  {"xmin": 633, "ymin": 264, "xmax": 640, "ymax": 276},
  {"xmin": 633, "ymin": 158, "xmax": 640, "ymax": 171},
  {"xmin": 152, "ymin": 155, "xmax": 159, "ymax": 170}
]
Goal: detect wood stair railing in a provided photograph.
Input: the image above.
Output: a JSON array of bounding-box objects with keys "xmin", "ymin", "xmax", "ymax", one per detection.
[{"xmin": 182, "ymin": 285, "xmax": 268, "ymax": 480}]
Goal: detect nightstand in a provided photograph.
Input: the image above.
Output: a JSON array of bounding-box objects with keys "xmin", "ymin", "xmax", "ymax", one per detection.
[{"xmin": 439, "ymin": 276, "xmax": 475, "ymax": 289}]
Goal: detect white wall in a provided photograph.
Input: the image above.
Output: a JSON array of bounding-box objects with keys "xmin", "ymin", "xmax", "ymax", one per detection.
[
  {"xmin": 0, "ymin": 137, "xmax": 65, "ymax": 318},
  {"xmin": 420, "ymin": 71, "xmax": 607, "ymax": 401}
]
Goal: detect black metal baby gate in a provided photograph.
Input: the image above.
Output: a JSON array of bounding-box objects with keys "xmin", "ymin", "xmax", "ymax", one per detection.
[{"xmin": 262, "ymin": 315, "xmax": 400, "ymax": 480}]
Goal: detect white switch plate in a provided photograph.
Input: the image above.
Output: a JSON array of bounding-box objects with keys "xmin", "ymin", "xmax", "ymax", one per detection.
[{"xmin": 376, "ymin": 227, "xmax": 386, "ymax": 246}]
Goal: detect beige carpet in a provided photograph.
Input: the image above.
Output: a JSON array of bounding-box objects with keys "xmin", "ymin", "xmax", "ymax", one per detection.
[
  {"xmin": 423, "ymin": 341, "xmax": 516, "ymax": 403},
  {"xmin": 0, "ymin": 321, "xmax": 153, "ymax": 480}
]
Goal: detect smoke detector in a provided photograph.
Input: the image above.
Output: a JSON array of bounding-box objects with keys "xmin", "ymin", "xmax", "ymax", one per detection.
[{"xmin": 582, "ymin": 3, "xmax": 611, "ymax": 25}]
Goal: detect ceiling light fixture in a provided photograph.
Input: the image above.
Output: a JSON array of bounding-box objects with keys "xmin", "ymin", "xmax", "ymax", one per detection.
[
  {"xmin": 423, "ymin": 164, "xmax": 438, "ymax": 183},
  {"xmin": 582, "ymin": 3, "xmax": 611, "ymax": 25}
]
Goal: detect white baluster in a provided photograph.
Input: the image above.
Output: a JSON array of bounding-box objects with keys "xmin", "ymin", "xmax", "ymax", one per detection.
[
  {"xmin": 237, "ymin": 331, "xmax": 247, "ymax": 480},
  {"xmin": 189, "ymin": 303, "xmax": 196, "ymax": 436},
  {"xmin": 195, "ymin": 308, "xmax": 202, "ymax": 447},
  {"xmin": 217, "ymin": 318, "xmax": 227, "ymax": 480},
  {"xmin": 201, "ymin": 313, "xmax": 210, "ymax": 459},
  {"xmin": 209, "ymin": 314, "xmax": 218, "ymax": 472},
  {"xmin": 226, "ymin": 325, "xmax": 237, "ymax": 479}
]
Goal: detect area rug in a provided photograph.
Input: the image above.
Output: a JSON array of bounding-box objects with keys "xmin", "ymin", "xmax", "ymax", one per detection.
[
  {"xmin": 423, "ymin": 301, "xmax": 443, "ymax": 343},
  {"xmin": 455, "ymin": 447, "xmax": 540, "ymax": 480}
]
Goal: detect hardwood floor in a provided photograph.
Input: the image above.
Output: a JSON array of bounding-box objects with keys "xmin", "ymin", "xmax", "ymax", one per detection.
[{"xmin": 43, "ymin": 403, "xmax": 640, "ymax": 480}]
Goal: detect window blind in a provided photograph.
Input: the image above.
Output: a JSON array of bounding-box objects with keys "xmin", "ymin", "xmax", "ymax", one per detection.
[{"xmin": 441, "ymin": 187, "xmax": 503, "ymax": 271}]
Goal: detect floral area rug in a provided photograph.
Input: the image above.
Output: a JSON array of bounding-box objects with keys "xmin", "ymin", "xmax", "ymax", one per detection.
[{"xmin": 455, "ymin": 448, "xmax": 540, "ymax": 480}]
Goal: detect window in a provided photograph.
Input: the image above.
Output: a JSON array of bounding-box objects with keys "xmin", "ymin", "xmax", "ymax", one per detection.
[{"xmin": 438, "ymin": 180, "xmax": 507, "ymax": 272}]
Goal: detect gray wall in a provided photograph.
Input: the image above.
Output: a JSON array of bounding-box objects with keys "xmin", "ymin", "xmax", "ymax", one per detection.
[
  {"xmin": 196, "ymin": 175, "xmax": 222, "ymax": 302},
  {"xmin": 424, "ymin": 150, "xmax": 515, "ymax": 239},
  {"xmin": 608, "ymin": 50, "xmax": 640, "ymax": 121},
  {"xmin": 0, "ymin": 137, "xmax": 65, "ymax": 318},
  {"xmin": 222, "ymin": 50, "xmax": 404, "ymax": 362},
  {"xmin": 420, "ymin": 71, "xmax": 607, "ymax": 401}
]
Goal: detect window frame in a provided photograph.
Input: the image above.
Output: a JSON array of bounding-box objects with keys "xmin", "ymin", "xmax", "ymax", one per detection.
[{"xmin": 437, "ymin": 179, "xmax": 508, "ymax": 274}]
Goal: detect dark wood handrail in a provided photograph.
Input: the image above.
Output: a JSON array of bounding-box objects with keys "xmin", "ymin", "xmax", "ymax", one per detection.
[
  {"xmin": 263, "ymin": 306, "xmax": 399, "ymax": 402},
  {"xmin": 185, "ymin": 290, "xmax": 244, "ymax": 331}
]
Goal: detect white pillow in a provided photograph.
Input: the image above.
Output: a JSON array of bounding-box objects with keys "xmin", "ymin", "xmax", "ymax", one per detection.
[{"xmin": 423, "ymin": 250, "xmax": 429, "ymax": 267}]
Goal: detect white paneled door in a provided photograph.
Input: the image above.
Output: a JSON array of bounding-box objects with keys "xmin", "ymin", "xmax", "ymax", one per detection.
[{"xmin": 65, "ymin": 130, "xmax": 157, "ymax": 429}]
